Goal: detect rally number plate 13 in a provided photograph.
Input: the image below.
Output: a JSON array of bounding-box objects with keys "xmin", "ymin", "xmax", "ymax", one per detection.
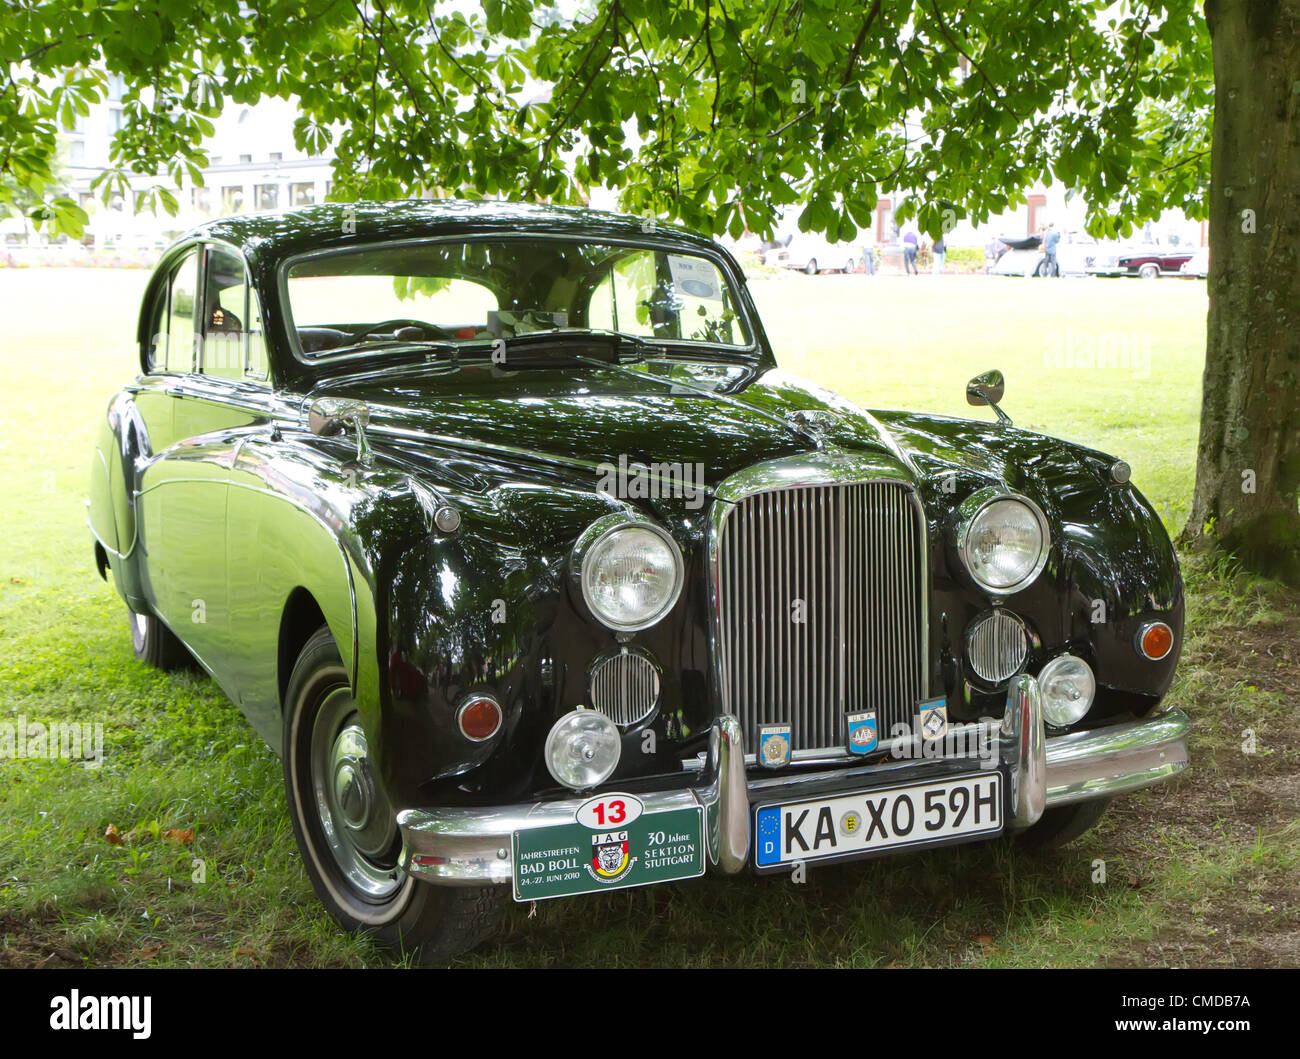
[
  {"xmin": 512, "ymin": 793, "xmax": 705, "ymax": 902},
  {"xmin": 754, "ymin": 773, "xmax": 1003, "ymax": 868}
]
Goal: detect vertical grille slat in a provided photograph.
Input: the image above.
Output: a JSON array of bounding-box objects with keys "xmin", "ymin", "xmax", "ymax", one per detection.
[{"xmin": 715, "ymin": 480, "xmax": 926, "ymax": 757}]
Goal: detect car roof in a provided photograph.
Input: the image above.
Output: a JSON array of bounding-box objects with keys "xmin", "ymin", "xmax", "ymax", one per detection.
[{"xmin": 177, "ymin": 199, "xmax": 715, "ymax": 269}]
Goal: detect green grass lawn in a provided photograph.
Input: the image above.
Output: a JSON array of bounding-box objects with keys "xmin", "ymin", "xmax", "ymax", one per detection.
[{"xmin": 1, "ymin": 266, "xmax": 1296, "ymax": 968}]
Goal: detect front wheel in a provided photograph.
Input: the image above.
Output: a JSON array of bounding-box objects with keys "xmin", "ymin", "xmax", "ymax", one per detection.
[
  {"xmin": 1138, "ymin": 263, "xmax": 1160, "ymax": 279},
  {"xmin": 1017, "ymin": 797, "xmax": 1111, "ymax": 849},
  {"xmin": 283, "ymin": 627, "xmax": 505, "ymax": 962},
  {"xmin": 128, "ymin": 606, "xmax": 191, "ymax": 670},
  {"xmin": 804, "ymin": 259, "xmax": 818, "ymax": 275}
]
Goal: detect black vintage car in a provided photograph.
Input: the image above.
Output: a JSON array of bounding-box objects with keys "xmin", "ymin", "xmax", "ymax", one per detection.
[{"xmin": 88, "ymin": 200, "xmax": 1188, "ymax": 960}]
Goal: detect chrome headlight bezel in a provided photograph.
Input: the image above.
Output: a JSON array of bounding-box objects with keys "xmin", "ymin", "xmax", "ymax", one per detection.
[
  {"xmin": 955, "ymin": 488, "xmax": 1051, "ymax": 596},
  {"xmin": 572, "ymin": 512, "xmax": 684, "ymax": 633}
]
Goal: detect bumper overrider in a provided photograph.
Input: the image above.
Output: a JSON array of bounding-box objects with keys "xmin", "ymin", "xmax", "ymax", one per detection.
[{"xmin": 398, "ymin": 675, "xmax": 1189, "ymax": 888}]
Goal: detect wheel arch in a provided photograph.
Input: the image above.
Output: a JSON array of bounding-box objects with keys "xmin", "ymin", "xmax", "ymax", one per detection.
[{"xmin": 279, "ymin": 586, "xmax": 331, "ymax": 714}]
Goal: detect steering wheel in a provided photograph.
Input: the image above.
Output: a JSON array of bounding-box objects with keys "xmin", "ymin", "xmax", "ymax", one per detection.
[{"xmin": 350, "ymin": 318, "xmax": 456, "ymax": 341}]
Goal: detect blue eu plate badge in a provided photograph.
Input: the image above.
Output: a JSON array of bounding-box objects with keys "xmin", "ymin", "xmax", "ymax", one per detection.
[
  {"xmin": 919, "ymin": 697, "xmax": 948, "ymax": 740},
  {"xmin": 759, "ymin": 725, "xmax": 792, "ymax": 768},
  {"xmin": 846, "ymin": 711, "xmax": 878, "ymax": 754}
]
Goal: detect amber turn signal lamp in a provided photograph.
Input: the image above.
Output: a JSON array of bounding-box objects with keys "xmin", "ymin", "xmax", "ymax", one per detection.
[
  {"xmin": 1136, "ymin": 621, "xmax": 1174, "ymax": 661},
  {"xmin": 457, "ymin": 695, "xmax": 503, "ymax": 741}
]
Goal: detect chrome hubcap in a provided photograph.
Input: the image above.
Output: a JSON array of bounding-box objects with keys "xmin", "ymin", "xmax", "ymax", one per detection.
[{"xmin": 310, "ymin": 688, "xmax": 401, "ymax": 899}]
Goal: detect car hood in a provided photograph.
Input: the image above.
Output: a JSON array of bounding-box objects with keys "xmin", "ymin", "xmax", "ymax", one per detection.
[{"xmin": 311, "ymin": 363, "xmax": 920, "ymax": 492}]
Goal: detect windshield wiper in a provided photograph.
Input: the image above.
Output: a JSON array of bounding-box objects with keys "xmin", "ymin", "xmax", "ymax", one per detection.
[
  {"xmin": 495, "ymin": 329, "xmax": 651, "ymax": 368},
  {"xmin": 324, "ymin": 337, "xmax": 463, "ymax": 359}
]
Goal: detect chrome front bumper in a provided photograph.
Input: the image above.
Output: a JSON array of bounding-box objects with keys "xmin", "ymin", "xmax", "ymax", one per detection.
[{"xmin": 398, "ymin": 677, "xmax": 1189, "ymax": 886}]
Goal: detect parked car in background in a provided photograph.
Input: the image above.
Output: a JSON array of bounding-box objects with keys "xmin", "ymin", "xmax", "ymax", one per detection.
[
  {"xmin": 1094, "ymin": 246, "xmax": 1196, "ymax": 279},
  {"xmin": 993, "ymin": 231, "xmax": 1127, "ymax": 278},
  {"xmin": 89, "ymin": 200, "xmax": 1188, "ymax": 960},
  {"xmin": 1179, "ymin": 246, "xmax": 1210, "ymax": 278},
  {"xmin": 759, "ymin": 232, "xmax": 863, "ymax": 274}
]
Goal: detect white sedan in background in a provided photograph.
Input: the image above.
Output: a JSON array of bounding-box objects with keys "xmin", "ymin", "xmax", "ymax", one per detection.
[
  {"xmin": 759, "ymin": 233, "xmax": 865, "ymax": 274},
  {"xmin": 1179, "ymin": 246, "xmax": 1210, "ymax": 277},
  {"xmin": 994, "ymin": 231, "xmax": 1127, "ymax": 277}
]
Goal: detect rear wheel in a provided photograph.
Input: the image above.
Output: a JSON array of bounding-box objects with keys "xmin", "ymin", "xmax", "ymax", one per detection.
[
  {"xmin": 283, "ymin": 627, "xmax": 505, "ymax": 962},
  {"xmin": 845, "ymin": 258, "xmax": 858, "ymax": 274},
  {"xmin": 1018, "ymin": 797, "xmax": 1111, "ymax": 849},
  {"xmin": 804, "ymin": 259, "xmax": 818, "ymax": 275},
  {"xmin": 128, "ymin": 607, "xmax": 190, "ymax": 670},
  {"xmin": 1138, "ymin": 263, "xmax": 1160, "ymax": 279}
]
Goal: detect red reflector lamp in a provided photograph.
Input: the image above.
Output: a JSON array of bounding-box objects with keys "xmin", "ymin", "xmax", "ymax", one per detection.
[
  {"xmin": 457, "ymin": 695, "xmax": 503, "ymax": 741},
  {"xmin": 1136, "ymin": 621, "xmax": 1174, "ymax": 660}
]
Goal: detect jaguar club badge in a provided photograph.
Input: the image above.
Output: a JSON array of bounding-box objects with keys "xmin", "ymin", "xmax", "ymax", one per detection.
[
  {"xmin": 590, "ymin": 831, "xmax": 631, "ymax": 881},
  {"xmin": 846, "ymin": 710, "xmax": 878, "ymax": 754},
  {"xmin": 759, "ymin": 724, "xmax": 792, "ymax": 768},
  {"xmin": 919, "ymin": 697, "xmax": 949, "ymax": 741}
]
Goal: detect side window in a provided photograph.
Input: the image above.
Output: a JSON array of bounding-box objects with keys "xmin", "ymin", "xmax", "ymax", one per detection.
[
  {"xmin": 168, "ymin": 250, "xmax": 200, "ymax": 372},
  {"xmin": 246, "ymin": 286, "xmax": 268, "ymax": 380},
  {"xmin": 201, "ymin": 244, "xmax": 250, "ymax": 380},
  {"xmin": 143, "ymin": 282, "xmax": 169, "ymax": 371}
]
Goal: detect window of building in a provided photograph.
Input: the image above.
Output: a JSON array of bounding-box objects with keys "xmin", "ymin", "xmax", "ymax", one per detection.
[
  {"xmin": 270, "ymin": 152, "xmax": 283, "ymax": 162},
  {"xmin": 290, "ymin": 182, "xmax": 316, "ymax": 206},
  {"xmin": 255, "ymin": 184, "xmax": 279, "ymax": 210},
  {"xmin": 239, "ymin": 153, "xmax": 252, "ymax": 164},
  {"xmin": 109, "ymin": 107, "xmax": 124, "ymax": 133},
  {"xmin": 68, "ymin": 140, "xmax": 85, "ymax": 163},
  {"xmin": 221, "ymin": 186, "xmax": 245, "ymax": 214},
  {"xmin": 107, "ymin": 73, "xmax": 125, "ymax": 102},
  {"xmin": 192, "ymin": 187, "xmax": 211, "ymax": 214}
]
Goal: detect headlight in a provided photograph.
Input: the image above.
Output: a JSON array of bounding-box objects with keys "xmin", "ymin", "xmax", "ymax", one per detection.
[
  {"xmin": 576, "ymin": 516, "xmax": 683, "ymax": 632},
  {"xmin": 1038, "ymin": 654, "xmax": 1096, "ymax": 727},
  {"xmin": 545, "ymin": 709, "xmax": 622, "ymax": 790},
  {"xmin": 957, "ymin": 490, "xmax": 1050, "ymax": 595}
]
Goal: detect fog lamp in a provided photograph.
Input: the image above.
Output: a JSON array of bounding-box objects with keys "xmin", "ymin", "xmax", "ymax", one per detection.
[
  {"xmin": 1038, "ymin": 654, "xmax": 1096, "ymax": 728},
  {"xmin": 544, "ymin": 709, "xmax": 621, "ymax": 790}
]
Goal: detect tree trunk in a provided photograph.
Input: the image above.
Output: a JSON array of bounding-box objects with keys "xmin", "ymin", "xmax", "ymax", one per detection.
[{"xmin": 1183, "ymin": 0, "xmax": 1300, "ymax": 583}]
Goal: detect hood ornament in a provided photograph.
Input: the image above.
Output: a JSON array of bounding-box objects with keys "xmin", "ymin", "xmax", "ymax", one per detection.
[{"xmin": 785, "ymin": 409, "xmax": 841, "ymax": 447}]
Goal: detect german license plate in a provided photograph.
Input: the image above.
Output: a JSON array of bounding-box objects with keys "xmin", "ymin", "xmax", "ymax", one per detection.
[
  {"xmin": 512, "ymin": 795, "xmax": 704, "ymax": 901},
  {"xmin": 754, "ymin": 773, "xmax": 1003, "ymax": 868}
]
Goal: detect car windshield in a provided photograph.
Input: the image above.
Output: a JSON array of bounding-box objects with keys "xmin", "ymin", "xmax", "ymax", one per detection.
[{"xmin": 284, "ymin": 238, "xmax": 753, "ymax": 360}]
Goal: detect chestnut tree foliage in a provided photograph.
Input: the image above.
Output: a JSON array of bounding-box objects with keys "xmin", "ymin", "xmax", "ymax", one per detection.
[{"xmin": 3, "ymin": 0, "xmax": 1296, "ymax": 577}]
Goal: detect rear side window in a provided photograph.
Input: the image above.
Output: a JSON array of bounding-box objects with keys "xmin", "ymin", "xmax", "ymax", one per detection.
[
  {"xmin": 201, "ymin": 244, "xmax": 249, "ymax": 380},
  {"xmin": 166, "ymin": 250, "xmax": 200, "ymax": 372}
]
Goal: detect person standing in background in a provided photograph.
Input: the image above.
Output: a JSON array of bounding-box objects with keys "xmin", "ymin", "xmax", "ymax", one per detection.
[
  {"xmin": 1042, "ymin": 222, "xmax": 1061, "ymax": 277},
  {"xmin": 932, "ymin": 236, "xmax": 946, "ymax": 274},
  {"xmin": 902, "ymin": 229, "xmax": 919, "ymax": 275}
]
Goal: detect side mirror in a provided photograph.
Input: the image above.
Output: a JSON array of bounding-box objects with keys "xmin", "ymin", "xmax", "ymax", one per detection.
[
  {"xmin": 966, "ymin": 369, "xmax": 1011, "ymax": 425},
  {"xmin": 306, "ymin": 397, "xmax": 373, "ymax": 467}
]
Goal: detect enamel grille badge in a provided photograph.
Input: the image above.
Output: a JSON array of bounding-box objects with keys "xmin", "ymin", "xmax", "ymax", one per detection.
[
  {"xmin": 919, "ymin": 698, "xmax": 949, "ymax": 741},
  {"xmin": 759, "ymin": 724, "xmax": 792, "ymax": 768},
  {"xmin": 846, "ymin": 711, "xmax": 878, "ymax": 754}
]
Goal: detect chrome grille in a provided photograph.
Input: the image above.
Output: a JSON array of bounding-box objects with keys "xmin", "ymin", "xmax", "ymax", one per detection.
[
  {"xmin": 966, "ymin": 609, "xmax": 1029, "ymax": 683},
  {"xmin": 713, "ymin": 480, "xmax": 927, "ymax": 756},
  {"xmin": 589, "ymin": 650, "xmax": 660, "ymax": 727}
]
